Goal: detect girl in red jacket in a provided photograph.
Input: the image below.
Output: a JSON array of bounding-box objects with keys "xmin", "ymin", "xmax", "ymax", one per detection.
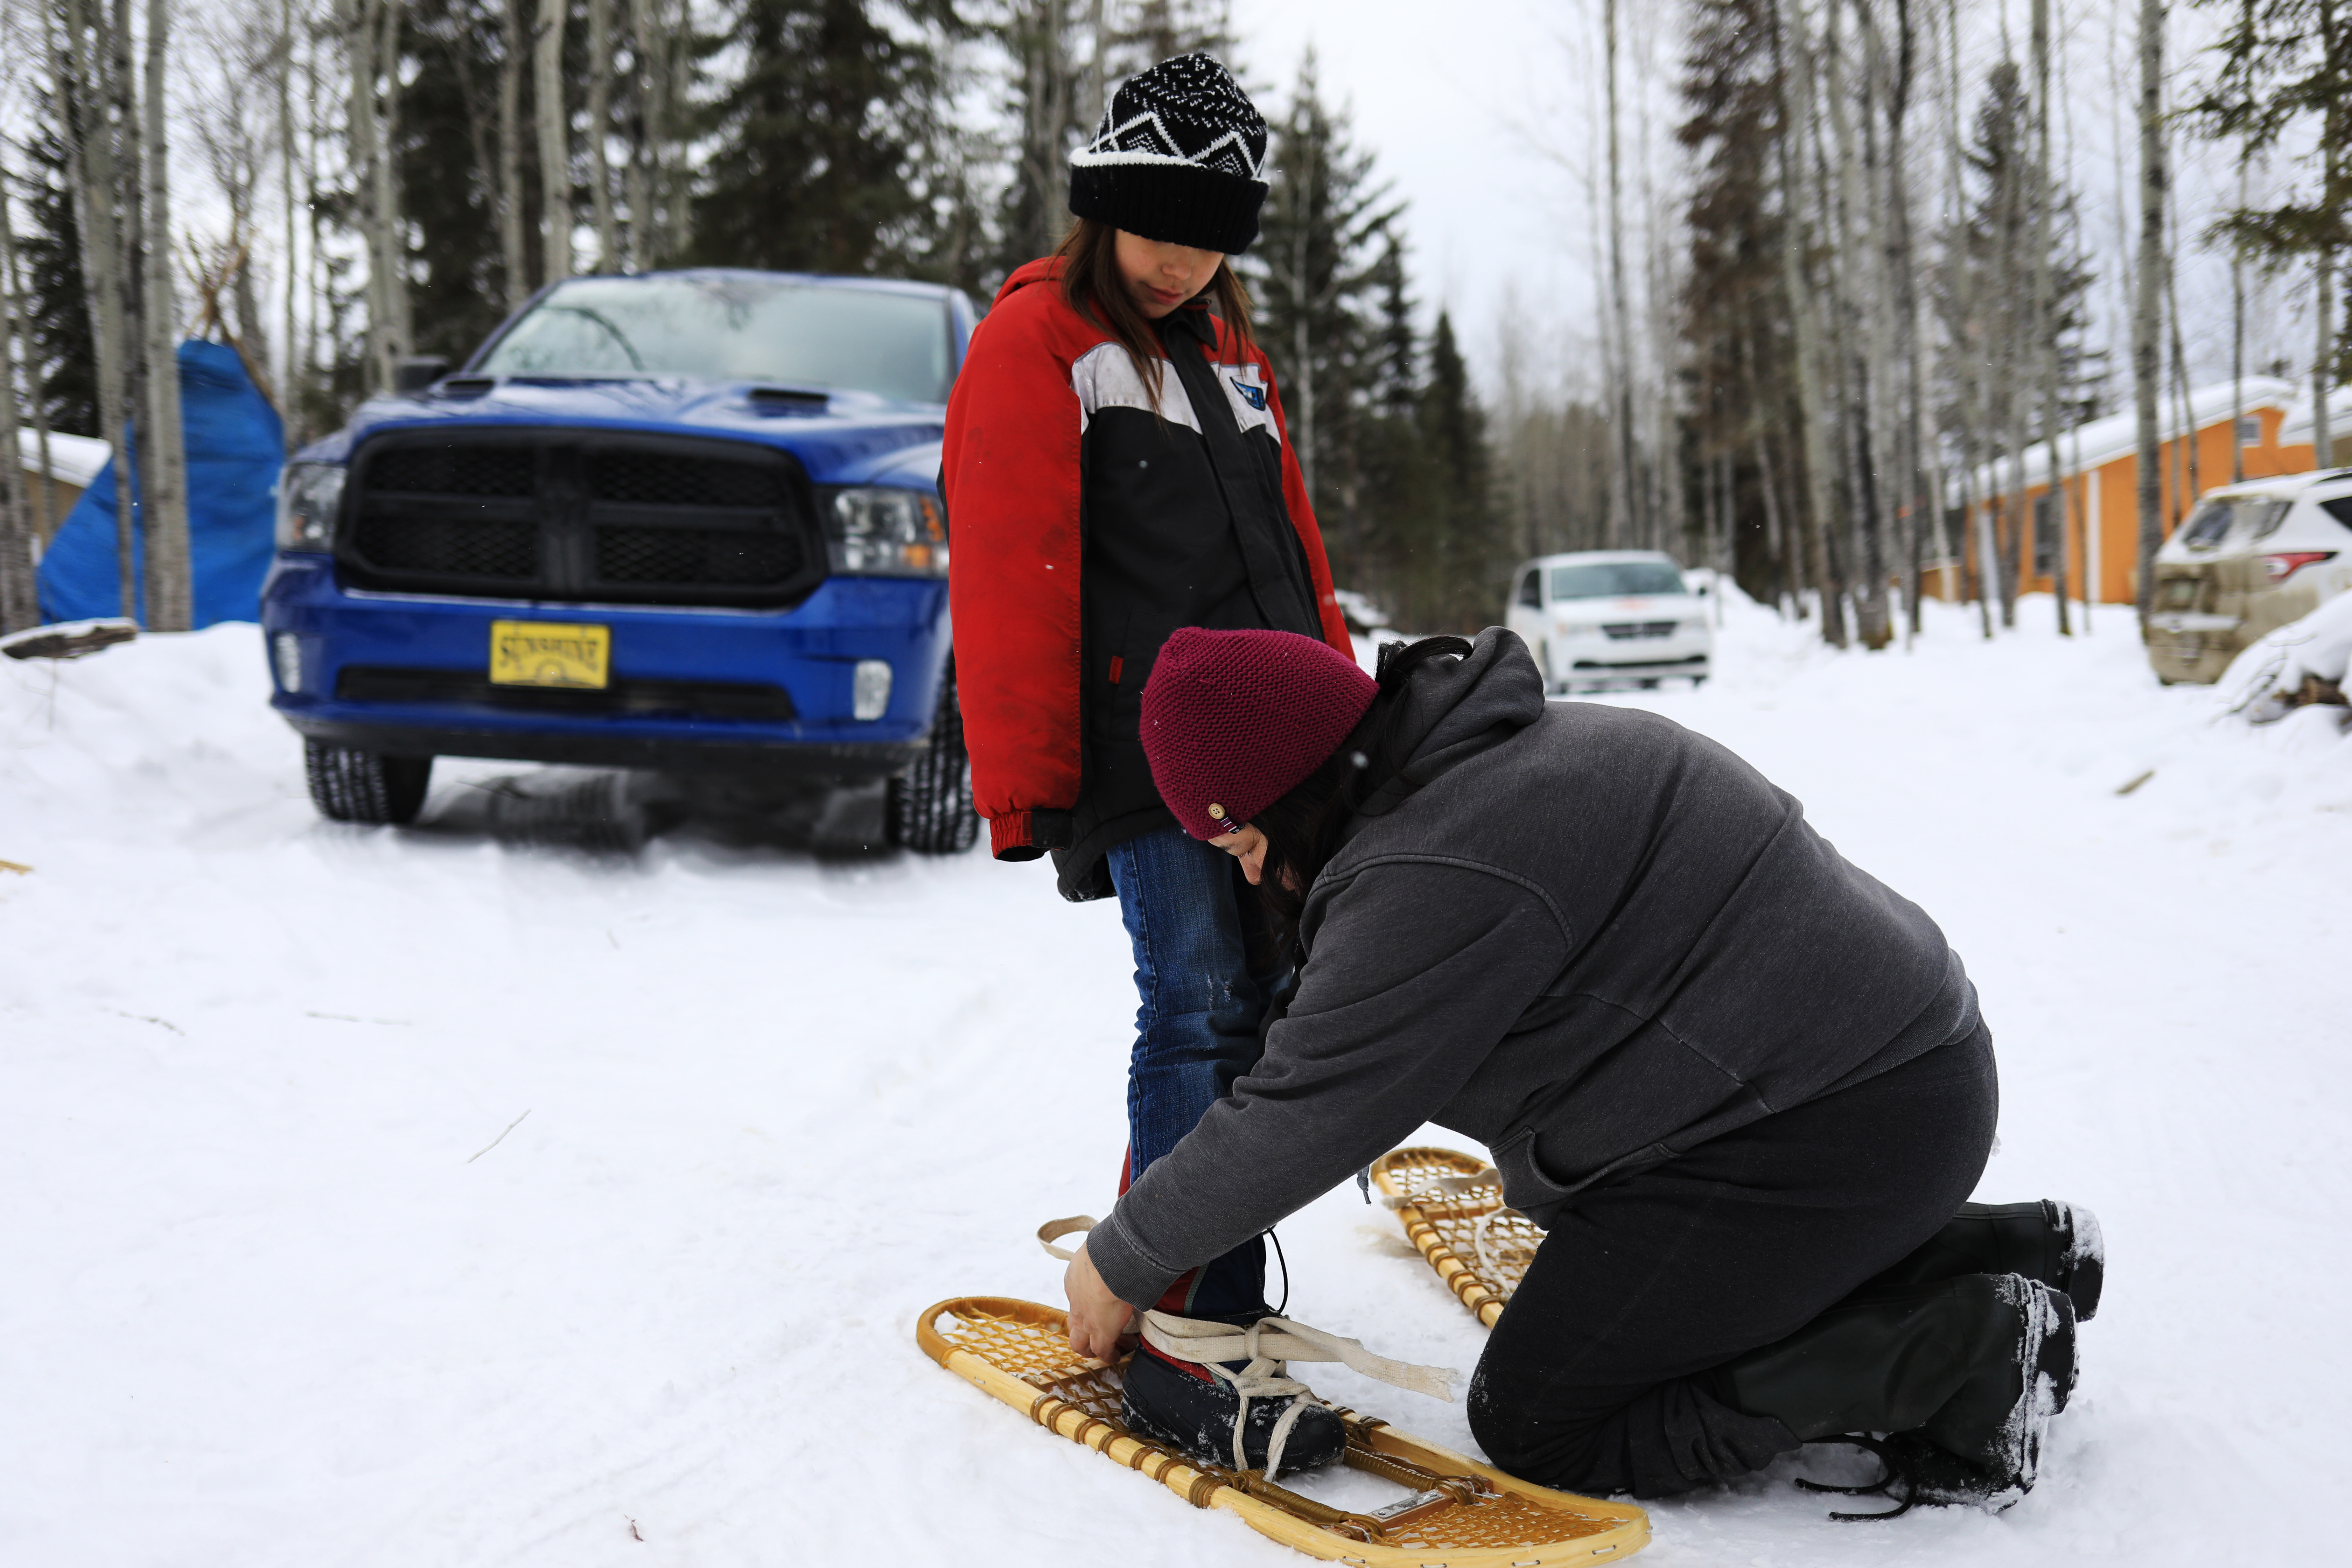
[{"xmin": 942, "ymin": 53, "xmax": 1357, "ymax": 1475}]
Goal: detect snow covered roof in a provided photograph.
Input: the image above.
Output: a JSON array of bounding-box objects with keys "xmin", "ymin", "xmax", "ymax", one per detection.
[
  {"xmin": 2274, "ymin": 388, "xmax": 2347, "ymax": 449},
  {"xmin": 1969, "ymin": 376, "xmax": 2300, "ymax": 497},
  {"xmin": 15, "ymin": 429, "xmax": 113, "ymax": 489}
]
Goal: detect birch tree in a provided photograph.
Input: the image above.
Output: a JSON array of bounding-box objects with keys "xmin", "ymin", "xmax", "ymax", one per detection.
[
  {"xmin": 56, "ymin": 0, "xmax": 142, "ymax": 620},
  {"xmin": 0, "ymin": 145, "xmax": 35, "ymax": 634},
  {"xmin": 2134, "ymin": 0, "xmax": 2166, "ymax": 625},
  {"xmin": 139, "ymin": 0, "xmax": 191, "ymax": 631},
  {"xmin": 534, "ymin": 0, "xmax": 569, "ymax": 283},
  {"xmin": 588, "ymin": 0, "xmax": 619, "ymax": 271}
]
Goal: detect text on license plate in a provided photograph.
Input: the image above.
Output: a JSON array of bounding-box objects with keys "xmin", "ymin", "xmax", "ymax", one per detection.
[{"xmin": 488, "ymin": 620, "xmax": 610, "ymax": 688}]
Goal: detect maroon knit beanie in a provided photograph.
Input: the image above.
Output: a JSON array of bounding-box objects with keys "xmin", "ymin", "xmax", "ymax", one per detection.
[{"xmin": 1141, "ymin": 628, "xmax": 1378, "ymax": 840}]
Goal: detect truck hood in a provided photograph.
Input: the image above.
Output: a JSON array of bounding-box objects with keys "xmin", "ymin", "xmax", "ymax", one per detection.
[{"xmin": 292, "ymin": 375, "xmax": 948, "ymax": 488}]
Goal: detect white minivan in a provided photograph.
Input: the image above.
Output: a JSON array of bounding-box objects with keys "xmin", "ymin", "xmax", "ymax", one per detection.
[{"xmin": 1504, "ymin": 550, "xmax": 1713, "ymax": 693}]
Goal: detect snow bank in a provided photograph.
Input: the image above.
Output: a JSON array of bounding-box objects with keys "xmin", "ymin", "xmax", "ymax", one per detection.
[
  {"xmin": 2214, "ymin": 589, "xmax": 2352, "ymax": 722},
  {"xmin": 3, "ymin": 600, "xmax": 2347, "ymax": 1567}
]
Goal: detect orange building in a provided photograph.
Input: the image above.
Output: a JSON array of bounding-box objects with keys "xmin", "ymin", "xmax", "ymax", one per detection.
[{"xmin": 1935, "ymin": 377, "xmax": 2343, "ymax": 605}]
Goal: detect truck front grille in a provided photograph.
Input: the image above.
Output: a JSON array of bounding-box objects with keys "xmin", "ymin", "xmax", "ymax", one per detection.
[
  {"xmin": 336, "ymin": 430, "xmax": 826, "ymax": 609},
  {"xmin": 354, "ymin": 513, "xmax": 538, "ymax": 579},
  {"xmin": 1601, "ymin": 621, "xmax": 1681, "ymax": 640}
]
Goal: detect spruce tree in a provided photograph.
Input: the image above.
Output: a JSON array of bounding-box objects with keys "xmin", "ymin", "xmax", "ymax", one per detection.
[
  {"xmin": 399, "ymin": 0, "xmax": 518, "ymax": 360},
  {"xmin": 1417, "ymin": 312, "xmax": 1501, "ymax": 631},
  {"xmin": 11, "ymin": 129, "xmax": 99, "ymax": 437},
  {"xmin": 693, "ymin": 0, "xmax": 958, "ymax": 276},
  {"xmin": 1677, "ymin": 0, "xmax": 1794, "ymax": 606},
  {"xmin": 1250, "ymin": 58, "xmax": 1398, "ymax": 591}
]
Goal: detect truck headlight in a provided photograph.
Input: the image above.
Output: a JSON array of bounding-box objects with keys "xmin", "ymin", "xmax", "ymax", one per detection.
[
  {"xmin": 823, "ymin": 486, "xmax": 948, "ymax": 577},
  {"xmin": 275, "ymin": 462, "xmax": 345, "ymax": 551}
]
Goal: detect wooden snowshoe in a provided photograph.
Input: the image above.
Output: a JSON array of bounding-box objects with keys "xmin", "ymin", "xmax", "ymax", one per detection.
[
  {"xmin": 1369, "ymin": 1148, "xmax": 1546, "ymax": 1328},
  {"xmin": 919, "ymin": 1296, "xmax": 1645, "ymax": 1564}
]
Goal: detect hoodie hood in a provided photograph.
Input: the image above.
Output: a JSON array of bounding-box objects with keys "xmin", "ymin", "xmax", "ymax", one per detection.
[
  {"xmin": 993, "ymin": 256, "xmax": 1067, "ymax": 310},
  {"xmin": 1355, "ymin": 628, "xmax": 1548, "ymax": 818}
]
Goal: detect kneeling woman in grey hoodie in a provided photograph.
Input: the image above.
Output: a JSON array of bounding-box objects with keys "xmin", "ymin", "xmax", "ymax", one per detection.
[{"xmin": 1062, "ymin": 626, "xmax": 2101, "ymax": 1511}]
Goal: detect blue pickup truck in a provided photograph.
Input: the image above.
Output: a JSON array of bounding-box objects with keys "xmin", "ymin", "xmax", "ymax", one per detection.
[{"xmin": 259, "ymin": 269, "xmax": 979, "ymax": 851}]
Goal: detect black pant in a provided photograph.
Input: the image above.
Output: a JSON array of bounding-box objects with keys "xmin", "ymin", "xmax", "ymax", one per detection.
[{"xmin": 1466, "ymin": 1021, "xmax": 2000, "ymax": 1498}]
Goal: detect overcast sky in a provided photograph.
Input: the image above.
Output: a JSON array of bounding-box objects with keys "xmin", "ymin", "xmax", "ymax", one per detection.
[
  {"xmin": 1222, "ymin": 0, "xmax": 2322, "ymax": 408},
  {"xmin": 1226, "ymin": 0, "xmax": 1617, "ymax": 394}
]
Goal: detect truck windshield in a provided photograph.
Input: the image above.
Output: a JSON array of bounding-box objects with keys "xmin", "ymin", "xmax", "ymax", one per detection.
[
  {"xmin": 1550, "ymin": 560, "xmax": 1687, "ymax": 599},
  {"xmin": 475, "ymin": 275, "xmax": 955, "ymax": 403}
]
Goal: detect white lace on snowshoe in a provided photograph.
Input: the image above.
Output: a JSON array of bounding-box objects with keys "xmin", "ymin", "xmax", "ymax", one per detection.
[
  {"xmin": 1141, "ymin": 1311, "xmax": 1457, "ymax": 1476},
  {"xmin": 1033, "ymin": 1216, "xmax": 1458, "ymax": 1475}
]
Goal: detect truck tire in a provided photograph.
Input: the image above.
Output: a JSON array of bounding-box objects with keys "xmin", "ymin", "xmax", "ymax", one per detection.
[
  {"xmin": 887, "ymin": 663, "xmax": 979, "ymax": 854},
  {"xmin": 305, "ymin": 740, "xmax": 432, "ymax": 825}
]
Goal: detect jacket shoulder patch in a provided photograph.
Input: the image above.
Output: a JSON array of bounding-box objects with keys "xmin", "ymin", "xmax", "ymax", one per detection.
[{"xmin": 1071, "ymin": 341, "xmax": 1200, "ymax": 435}]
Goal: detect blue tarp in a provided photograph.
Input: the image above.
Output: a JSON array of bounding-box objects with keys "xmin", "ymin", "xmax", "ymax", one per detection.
[{"xmin": 37, "ymin": 339, "xmax": 286, "ymax": 627}]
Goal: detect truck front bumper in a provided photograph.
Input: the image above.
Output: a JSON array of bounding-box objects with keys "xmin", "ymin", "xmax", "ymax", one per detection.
[{"xmin": 260, "ymin": 554, "xmax": 950, "ymax": 778}]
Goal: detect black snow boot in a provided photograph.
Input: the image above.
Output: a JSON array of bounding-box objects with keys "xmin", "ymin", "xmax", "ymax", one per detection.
[
  {"xmin": 1863, "ymin": 1200, "xmax": 2105, "ymax": 1321},
  {"xmin": 1715, "ymin": 1272, "xmax": 2077, "ymax": 1516},
  {"xmin": 1121, "ymin": 1326, "xmax": 1348, "ymax": 1478}
]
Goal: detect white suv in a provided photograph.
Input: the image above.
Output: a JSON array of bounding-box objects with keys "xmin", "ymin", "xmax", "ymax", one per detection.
[
  {"xmin": 1505, "ymin": 550, "xmax": 1713, "ymax": 694},
  {"xmin": 2147, "ymin": 471, "xmax": 2352, "ymax": 684}
]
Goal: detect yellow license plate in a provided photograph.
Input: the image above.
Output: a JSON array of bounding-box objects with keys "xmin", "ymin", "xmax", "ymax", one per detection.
[{"xmin": 488, "ymin": 620, "xmax": 610, "ymax": 688}]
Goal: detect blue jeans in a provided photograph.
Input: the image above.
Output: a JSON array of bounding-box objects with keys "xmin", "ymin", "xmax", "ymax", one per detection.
[{"xmin": 1105, "ymin": 825, "xmax": 1283, "ymax": 1318}]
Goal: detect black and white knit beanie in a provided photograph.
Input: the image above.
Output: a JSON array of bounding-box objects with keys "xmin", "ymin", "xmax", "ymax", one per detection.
[{"xmin": 1068, "ymin": 53, "xmax": 1269, "ymax": 255}]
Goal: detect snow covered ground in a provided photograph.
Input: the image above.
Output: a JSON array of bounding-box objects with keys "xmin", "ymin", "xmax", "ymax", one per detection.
[{"xmin": 3, "ymin": 595, "xmax": 2345, "ymax": 1567}]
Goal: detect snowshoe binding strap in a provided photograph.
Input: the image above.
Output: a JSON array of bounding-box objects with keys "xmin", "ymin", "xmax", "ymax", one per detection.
[
  {"xmin": 1141, "ymin": 1311, "xmax": 1456, "ymax": 1479},
  {"xmin": 1792, "ymin": 1435, "xmax": 1916, "ymax": 1521},
  {"xmin": 1037, "ymin": 1215, "xmax": 1097, "ymax": 1262},
  {"xmin": 1141, "ymin": 1312, "xmax": 1459, "ymax": 1403}
]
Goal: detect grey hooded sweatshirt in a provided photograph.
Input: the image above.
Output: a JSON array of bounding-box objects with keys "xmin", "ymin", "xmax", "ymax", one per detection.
[{"xmin": 1083, "ymin": 628, "xmax": 1977, "ymax": 1309}]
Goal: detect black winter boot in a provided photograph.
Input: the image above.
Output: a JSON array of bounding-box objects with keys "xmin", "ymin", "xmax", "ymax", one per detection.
[
  {"xmin": 1716, "ymin": 1273, "xmax": 2077, "ymax": 1514},
  {"xmin": 1863, "ymin": 1200, "xmax": 2104, "ymax": 1321},
  {"xmin": 1121, "ymin": 1336, "xmax": 1348, "ymax": 1477}
]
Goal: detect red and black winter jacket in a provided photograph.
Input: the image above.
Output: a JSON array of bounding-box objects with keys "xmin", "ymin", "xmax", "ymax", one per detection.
[{"xmin": 943, "ymin": 257, "xmax": 1353, "ymax": 898}]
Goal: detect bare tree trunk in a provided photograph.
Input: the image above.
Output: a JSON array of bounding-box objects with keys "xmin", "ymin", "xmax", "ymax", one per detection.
[
  {"xmin": 1019, "ymin": 0, "xmax": 1072, "ymax": 264},
  {"xmin": 499, "ymin": 0, "xmax": 530, "ymax": 301},
  {"xmin": 341, "ymin": 0, "xmax": 401, "ymax": 386},
  {"xmin": 2317, "ymin": 0, "xmax": 2340, "ymax": 468},
  {"xmin": 3, "ymin": 142, "xmax": 62, "ymax": 544},
  {"xmin": 2315, "ymin": 253, "xmax": 2334, "ymax": 467},
  {"xmin": 1856, "ymin": 0, "xmax": 1907, "ymax": 647},
  {"xmin": 2031, "ymin": 0, "xmax": 2070, "ymax": 636},
  {"xmin": 1773, "ymin": 0, "xmax": 1843, "ymax": 643},
  {"xmin": 2155, "ymin": 118, "xmax": 2199, "ymax": 520},
  {"xmin": 588, "ymin": 0, "xmax": 618, "ymax": 272},
  {"xmin": 623, "ymin": 0, "xmax": 650, "ymax": 269},
  {"xmin": 138, "ymin": 0, "xmax": 192, "ymax": 631},
  {"xmin": 1939, "ymin": 0, "xmax": 1993, "ymax": 637},
  {"xmin": 1603, "ymin": 0, "xmax": 1641, "ymax": 550},
  {"xmin": 1819, "ymin": 1, "xmax": 1872, "ymax": 641},
  {"xmin": 2231, "ymin": 149, "xmax": 2246, "ymax": 483},
  {"xmin": 1996, "ymin": 46, "xmax": 2029, "ymax": 632},
  {"xmin": 1084, "ymin": 0, "xmax": 1107, "ymax": 130},
  {"xmin": 535, "ymin": 0, "xmax": 570, "ymax": 284},
  {"xmin": 279, "ymin": 0, "xmax": 300, "ymax": 444},
  {"xmin": 59, "ymin": 0, "xmax": 142, "ymax": 621},
  {"xmin": 1882, "ymin": 0, "xmax": 1934, "ymax": 639},
  {"xmin": 303, "ymin": 29, "xmax": 328, "ymax": 412},
  {"xmin": 2133, "ymin": 0, "xmax": 2166, "ymax": 629},
  {"xmin": 0, "ymin": 140, "xmax": 36, "ymax": 634}
]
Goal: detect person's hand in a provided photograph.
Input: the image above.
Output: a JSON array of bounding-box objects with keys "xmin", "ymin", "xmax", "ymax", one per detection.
[{"xmin": 1063, "ymin": 1239, "xmax": 1140, "ymax": 1362}]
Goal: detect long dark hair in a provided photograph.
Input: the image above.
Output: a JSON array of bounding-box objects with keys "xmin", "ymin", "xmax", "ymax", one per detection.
[
  {"xmin": 1249, "ymin": 635, "xmax": 1475, "ymax": 964},
  {"xmin": 1055, "ymin": 217, "xmax": 1258, "ymax": 400}
]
